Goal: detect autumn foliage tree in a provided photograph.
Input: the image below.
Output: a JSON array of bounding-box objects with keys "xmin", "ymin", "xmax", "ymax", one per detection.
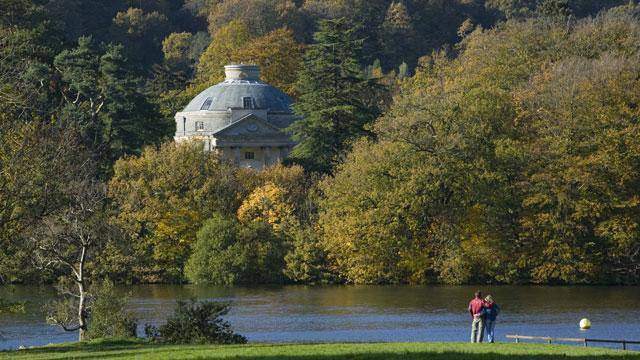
[
  {"xmin": 319, "ymin": 5, "xmax": 640, "ymax": 285},
  {"xmin": 196, "ymin": 22, "xmax": 303, "ymax": 95},
  {"xmin": 108, "ymin": 142, "xmax": 242, "ymax": 282}
]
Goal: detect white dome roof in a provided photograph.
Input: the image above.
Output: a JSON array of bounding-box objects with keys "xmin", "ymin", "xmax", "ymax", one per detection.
[{"xmin": 183, "ymin": 64, "xmax": 293, "ymax": 113}]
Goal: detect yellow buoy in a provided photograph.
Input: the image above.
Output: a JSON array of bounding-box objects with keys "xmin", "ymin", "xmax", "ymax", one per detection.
[{"xmin": 580, "ymin": 318, "xmax": 591, "ymax": 330}]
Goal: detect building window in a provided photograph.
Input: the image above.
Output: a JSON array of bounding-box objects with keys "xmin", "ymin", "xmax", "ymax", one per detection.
[
  {"xmin": 244, "ymin": 152, "xmax": 254, "ymax": 160},
  {"xmin": 200, "ymin": 97, "xmax": 213, "ymax": 110},
  {"xmin": 195, "ymin": 121, "xmax": 204, "ymax": 131},
  {"xmin": 243, "ymin": 97, "xmax": 253, "ymax": 109}
]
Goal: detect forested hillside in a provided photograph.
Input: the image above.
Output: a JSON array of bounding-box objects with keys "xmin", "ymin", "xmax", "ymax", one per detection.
[{"xmin": 1, "ymin": 0, "xmax": 638, "ymax": 286}]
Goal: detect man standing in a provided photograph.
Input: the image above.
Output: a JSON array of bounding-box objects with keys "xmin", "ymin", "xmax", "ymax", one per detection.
[{"xmin": 468, "ymin": 290, "xmax": 485, "ymax": 343}]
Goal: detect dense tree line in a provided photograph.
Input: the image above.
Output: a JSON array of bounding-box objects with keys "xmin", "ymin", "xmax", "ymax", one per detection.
[
  {"xmin": 321, "ymin": 4, "xmax": 640, "ymax": 284},
  {"xmin": 1, "ymin": 0, "xmax": 639, "ymax": 297}
]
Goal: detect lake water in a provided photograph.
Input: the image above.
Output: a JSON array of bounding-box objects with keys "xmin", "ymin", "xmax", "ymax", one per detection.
[{"xmin": 1, "ymin": 285, "xmax": 639, "ymax": 351}]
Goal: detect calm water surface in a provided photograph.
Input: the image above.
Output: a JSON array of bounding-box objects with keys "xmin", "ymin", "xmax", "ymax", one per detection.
[{"xmin": 1, "ymin": 285, "xmax": 639, "ymax": 350}]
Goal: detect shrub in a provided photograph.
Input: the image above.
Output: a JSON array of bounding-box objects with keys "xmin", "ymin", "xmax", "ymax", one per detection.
[
  {"xmin": 85, "ymin": 279, "xmax": 137, "ymax": 340},
  {"xmin": 148, "ymin": 299, "xmax": 246, "ymax": 344},
  {"xmin": 185, "ymin": 214, "xmax": 286, "ymax": 285}
]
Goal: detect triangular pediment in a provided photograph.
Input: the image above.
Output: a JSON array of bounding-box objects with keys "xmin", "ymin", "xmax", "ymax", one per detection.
[{"xmin": 213, "ymin": 114, "xmax": 285, "ymax": 137}]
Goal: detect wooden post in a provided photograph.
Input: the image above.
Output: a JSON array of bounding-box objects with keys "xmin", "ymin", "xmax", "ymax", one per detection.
[{"xmin": 623, "ymin": 341, "xmax": 626, "ymax": 350}]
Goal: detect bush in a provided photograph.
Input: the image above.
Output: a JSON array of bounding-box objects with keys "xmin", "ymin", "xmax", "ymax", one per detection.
[
  {"xmin": 185, "ymin": 214, "xmax": 286, "ymax": 285},
  {"xmin": 147, "ymin": 299, "xmax": 246, "ymax": 344},
  {"xmin": 85, "ymin": 279, "xmax": 137, "ymax": 340}
]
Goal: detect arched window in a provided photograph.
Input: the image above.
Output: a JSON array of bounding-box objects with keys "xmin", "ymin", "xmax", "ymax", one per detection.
[{"xmin": 200, "ymin": 97, "xmax": 213, "ymax": 110}]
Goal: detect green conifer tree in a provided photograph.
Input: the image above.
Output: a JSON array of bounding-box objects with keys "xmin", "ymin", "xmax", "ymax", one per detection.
[
  {"xmin": 53, "ymin": 37, "xmax": 169, "ymax": 176},
  {"xmin": 287, "ymin": 18, "xmax": 381, "ymax": 173}
]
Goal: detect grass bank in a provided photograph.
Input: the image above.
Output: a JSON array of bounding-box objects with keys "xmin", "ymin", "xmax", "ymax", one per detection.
[{"xmin": 1, "ymin": 339, "xmax": 639, "ymax": 360}]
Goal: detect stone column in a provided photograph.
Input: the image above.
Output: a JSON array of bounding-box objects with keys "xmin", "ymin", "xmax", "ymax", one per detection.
[
  {"xmin": 233, "ymin": 146, "xmax": 241, "ymax": 165},
  {"xmin": 279, "ymin": 146, "xmax": 289, "ymax": 161},
  {"xmin": 263, "ymin": 146, "xmax": 272, "ymax": 167},
  {"xmin": 273, "ymin": 147, "xmax": 281, "ymax": 163}
]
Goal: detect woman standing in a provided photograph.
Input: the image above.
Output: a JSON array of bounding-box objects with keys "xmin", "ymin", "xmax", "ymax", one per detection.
[{"xmin": 483, "ymin": 295, "xmax": 500, "ymax": 343}]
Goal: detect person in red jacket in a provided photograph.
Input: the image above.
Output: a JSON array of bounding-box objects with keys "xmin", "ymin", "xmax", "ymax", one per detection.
[{"xmin": 468, "ymin": 290, "xmax": 485, "ymax": 343}]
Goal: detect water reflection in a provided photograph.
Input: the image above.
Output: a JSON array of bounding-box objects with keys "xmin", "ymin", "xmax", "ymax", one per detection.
[{"xmin": 1, "ymin": 285, "xmax": 639, "ymax": 350}]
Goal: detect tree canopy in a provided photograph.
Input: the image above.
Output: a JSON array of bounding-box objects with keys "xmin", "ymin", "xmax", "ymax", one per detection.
[
  {"xmin": 287, "ymin": 18, "xmax": 382, "ymax": 173},
  {"xmin": 319, "ymin": 5, "xmax": 640, "ymax": 284},
  {"xmin": 2, "ymin": 0, "xmax": 639, "ymax": 289}
]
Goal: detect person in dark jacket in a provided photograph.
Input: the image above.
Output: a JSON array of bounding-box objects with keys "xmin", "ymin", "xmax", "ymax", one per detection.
[
  {"xmin": 483, "ymin": 295, "xmax": 500, "ymax": 343},
  {"xmin": 468, "ymin": 291, "xmax": 485, "ymax": 343}
]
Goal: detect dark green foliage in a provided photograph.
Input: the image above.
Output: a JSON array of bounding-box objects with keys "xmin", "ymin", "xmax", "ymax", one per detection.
[
  {"xmin": 85, "ymin": 280, "xmax": 137, "ymax": 340},
  {"xmin": 53, "ymin": 36, "xmax": 169, "ymax": 176},
  {"xmin": 149, "ymin": 299, "xmax": 246, "ymax": 344},
  {"xmin": 146, "ymin": 62, "xmax": 192, "ymax": 97},
  {"xmin": 0, "ymin": 0, "xmax": 47, "ymax": 28},
  {"xmin": 110, "ymin": 8, "xmax": 171, "ymax": 70},
  {"xmin": 287, "ymin": 18, "xmax": 383, "ymax": 173},
  {"xmin": 536, "ymin": 0, "xmax": 572, "ymax": 18},
  {"xmin": 185, "ymin": 214, "xmax": 286, "ymax": 285}
]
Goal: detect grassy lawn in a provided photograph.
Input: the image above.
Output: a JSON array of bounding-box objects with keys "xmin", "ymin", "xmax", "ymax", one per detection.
[{"xmin": 1, "ymin": 339, "xmax": 639, "ymax": 360}]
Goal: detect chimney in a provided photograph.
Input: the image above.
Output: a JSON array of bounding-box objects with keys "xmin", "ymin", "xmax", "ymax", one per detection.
[{"xmin": 225, "ymin": 64, "xmax": 260, "ymax": 81}]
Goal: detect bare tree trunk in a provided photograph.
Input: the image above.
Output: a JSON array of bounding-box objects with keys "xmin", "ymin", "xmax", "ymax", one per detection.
[
  {"xmin": 77, "ymin": 244, "xmax": 88, "ymax": 341},
  {"xmin": 77, "ymin": 283, "xmax": 87, "ymax": 341}
]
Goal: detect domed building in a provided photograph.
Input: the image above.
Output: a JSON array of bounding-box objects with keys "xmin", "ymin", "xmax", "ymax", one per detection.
[{"xmin": 174, "ymin": 64, "xmax": 298, "ymax": 169}]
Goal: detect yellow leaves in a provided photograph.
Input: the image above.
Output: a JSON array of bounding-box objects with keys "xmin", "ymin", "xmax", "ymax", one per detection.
[
  {"xmin": 197, "ymin": 20, "xmax": 252, "ymax": 85},
  {"xmin": 108, "ymin": 142, "xmax": 241, "ymax": 280},
  {"xmin": 195, "ymin": 23, "xmax": 302, "ymax": 96},
  {"xmin": 234, "ymin": 28, "xmax": 303, "ymax": 96},
  {"xmin": 237, "ymin": 182, "xmax": 295, "ymax": 233},
  {"xmin": 162, "ymin": 32, "xmax": 193, "ymax": 63}
]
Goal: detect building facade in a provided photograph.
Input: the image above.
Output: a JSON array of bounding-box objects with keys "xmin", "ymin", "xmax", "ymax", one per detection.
[{"xmin": 174, "ymin": 64, "xmax": 297, "ymax": 169}]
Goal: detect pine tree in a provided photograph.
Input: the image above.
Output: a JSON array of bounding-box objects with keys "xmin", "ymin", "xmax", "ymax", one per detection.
[
  {"xmin": 53, "ymin": 37, "xmax": 168, "ymax": 176},
  {"xmin": 287, "ymin": 18, "xmax": 382, "ymax": 173}
]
